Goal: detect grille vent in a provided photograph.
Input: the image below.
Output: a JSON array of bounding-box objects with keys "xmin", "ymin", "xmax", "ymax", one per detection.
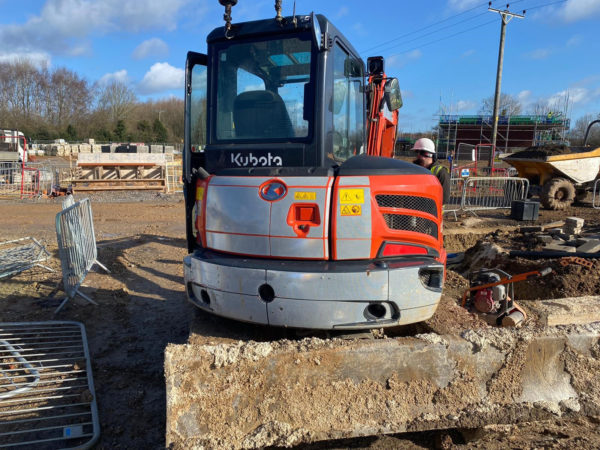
[
  {"xmin": 375, "ymin": 195, "xmax": 437, "ymax": 217},
  {"xmin": 382, "ymin": 214, "xmax": 438, "ymax": 238}
]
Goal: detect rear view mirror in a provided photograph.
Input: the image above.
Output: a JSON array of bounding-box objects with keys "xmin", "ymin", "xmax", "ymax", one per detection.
[{"xmin": 384, "ymin": 78, "xmax": 402, "ymax": 111}]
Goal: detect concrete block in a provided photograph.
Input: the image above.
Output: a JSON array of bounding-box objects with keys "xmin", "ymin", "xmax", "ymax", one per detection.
[
  {"xmin": 576, "ymin": 239, "xmax": 600, "ymax": 253},
  {"xmin": 165, "ymin": 325, "xmax": 600, "ymax": 449},
  {"xmin": 537, "ymin": 235, "xmax": 554, "ymax": 244},
  {"xmin": 528, "ymin": 295, "xmax": 600, "ymax": 326},
  {"xmin": 164, "ymin": 145, "xmax": 174, "ymax": 154},
  {"xmin": 558, "ymin": 233, "xmax": 575, "ymax": 242},
  {"xmin": 79, "ymin": 144, "xmax": 91, "ymax": 153},
  {"xmin": 150, "ymin": 145, "xmax": 163, "ymax": 154},
  {"xmin": 86, "ymin": 138, "xmax": 95, "ymax": 145},
  {"xmin": 565, "ymin": 217, "xmax": 585, "ymax": 228},
  {"xmin": 544, "ymin": 242, "xmax": 576, "ymax": 253},
  {"xmin": 136, "ymin": 145, "xmax": 149, "ymax": 153}
]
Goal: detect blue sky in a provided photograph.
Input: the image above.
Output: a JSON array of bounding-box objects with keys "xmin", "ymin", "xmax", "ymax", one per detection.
[{"xmin": 0, "ymin": 0, "xmax": 599, "ymax": 132}]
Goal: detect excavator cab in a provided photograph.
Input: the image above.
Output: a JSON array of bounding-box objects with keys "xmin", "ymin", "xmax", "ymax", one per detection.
[{"xmin": 182, "ymin": 11, "xmax": 445, "ymax": 330}]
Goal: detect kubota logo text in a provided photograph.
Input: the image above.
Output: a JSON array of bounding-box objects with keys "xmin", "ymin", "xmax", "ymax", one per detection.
[{"xmin": 230, "ymin": 152, "xmax": 283, "ymax": 167}]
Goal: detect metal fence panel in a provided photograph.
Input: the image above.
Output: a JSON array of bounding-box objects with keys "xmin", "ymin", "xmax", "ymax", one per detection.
[
  {"xmin": 0, "ymin": 162, "xmax": 43, "ymax": 199},
  {"xmin": 55, "ymin": 199, "xmax": 109, "ymax": 313},
  {"xmin": 444, "ymin": 178, "xmax": 466, "ymax": 215},
  {"xmin": 165, "ymin": 162, "xmax": 183, "ymax": 193},
  {"xmin": 462, "ymin": 177, "xmax": 529, "ymax": 212},
  {"xmin": 0, "ymin": 237, "xmax": 53, "ymax": 279},
  {"xmin": 0, "ymin": 321, "xmax": 100, "ymax": 449},
  {"xmin": 594, "ymin": 179, "xmax": 600, "ymax": 209}
]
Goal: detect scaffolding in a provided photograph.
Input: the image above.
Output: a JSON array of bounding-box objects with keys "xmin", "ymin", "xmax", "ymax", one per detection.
[{"xmin": 438, "ymin": 115, "xmax": 570, "ymax": 155}]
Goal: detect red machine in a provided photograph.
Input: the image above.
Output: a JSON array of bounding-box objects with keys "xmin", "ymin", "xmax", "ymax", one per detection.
[{"xmin": 183, "ymin": 3, "xmax": 445, "ymax": 330}]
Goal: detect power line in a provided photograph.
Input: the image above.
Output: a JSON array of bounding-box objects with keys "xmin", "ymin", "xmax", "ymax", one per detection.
[
  {"xmin": 384, "ymin": 18, "xmax": 498, "ymax": 59},
  {"xmin": 361, "ymin": 0, "xmax": 527, "ymax": 55},
  {"xmin": 361, "ymin": 0, "xmax": 493, "ymax": 54}
]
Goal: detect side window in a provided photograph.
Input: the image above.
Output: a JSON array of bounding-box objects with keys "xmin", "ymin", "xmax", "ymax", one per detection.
[
  {"xmin": 332, "ymin": 43, "xmax": 364, "ymax": 161},
  {"xmin": 190, "ymin": 64, "xmax": 207, "ymax": 152}
]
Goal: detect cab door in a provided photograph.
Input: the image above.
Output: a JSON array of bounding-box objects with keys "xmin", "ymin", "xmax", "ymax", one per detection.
[{"xmin": 184, "ymin": 51, "xmax": 207, "ymax": 252}]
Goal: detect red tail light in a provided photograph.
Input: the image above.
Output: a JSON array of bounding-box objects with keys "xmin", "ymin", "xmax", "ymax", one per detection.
[{"xmin": 381, "ymin": 243, "xmax": 429, "ymax": 257}]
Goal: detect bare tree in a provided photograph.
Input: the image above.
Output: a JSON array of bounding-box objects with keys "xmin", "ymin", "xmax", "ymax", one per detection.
[
  {"xmin": 479, "ymin": 93, "xmax": 522, "ymax": 116},
  {"xmin": 569, "ymin": 113, "xmax": 600, "ymax": 146},
  {"xmin": 97, "ymin": 80, "xmax": 137, "ymax": 123},
  {"xmin": 47, "ymin": 68, "xmax": 92, "ymax": 129}
]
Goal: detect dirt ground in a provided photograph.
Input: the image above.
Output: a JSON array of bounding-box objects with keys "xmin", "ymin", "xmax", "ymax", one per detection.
[{"xmin": 1, "ymin": 194, "xmax": 600, "ymax": 449}]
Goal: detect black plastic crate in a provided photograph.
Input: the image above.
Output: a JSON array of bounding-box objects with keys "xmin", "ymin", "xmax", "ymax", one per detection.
[{"xmin": 511, "ymin": 200, "xmax": 540, "ymax": 221}]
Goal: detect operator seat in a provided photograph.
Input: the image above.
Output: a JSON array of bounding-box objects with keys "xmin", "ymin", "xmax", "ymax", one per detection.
[{"xmin": 233, "ymin": 90, "xmax": 294, "ymax": 139}]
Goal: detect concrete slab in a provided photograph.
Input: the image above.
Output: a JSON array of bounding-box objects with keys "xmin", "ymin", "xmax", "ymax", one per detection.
[
  {"xmin": 576, "ymin": 240, "xmax": 600, "ymax": 254},
  {"xmin": 544, "ymin": 242, "xmax": 576, "ymax": 253},
  {"xmin": 527, "ymin": 296, "xmax": 600, "ymax": 327},
  {"xmin": 77, "ymin": 153, "xmax": 166, "ymax": 165},
  {"xmin": 165, "ymin": 324, "xmax": 600, "ymax": 449}
]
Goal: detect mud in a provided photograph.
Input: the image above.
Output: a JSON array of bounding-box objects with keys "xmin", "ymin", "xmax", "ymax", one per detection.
[{"xmin": 0, "ymin": 197, "xmax": 599, "ymax": 448}]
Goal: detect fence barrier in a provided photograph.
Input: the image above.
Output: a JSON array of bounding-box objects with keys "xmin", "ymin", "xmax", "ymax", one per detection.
[
  {"xmin": 444, "ymin": 176, "xmax": 529, "ymax": 218},
  {"xmin": 166, "ymin": 162, "xmax": 183, "ymax": 193},
  {"xmin": 0, "ymin": 321, "xmax": 100, "ymax": 448},
  {"xmin": 55, "ymin": 198, "xmax": 109, "ymax": 313},
  {"xmin": 0, "ymin": 162, "xmax": 45, "ymax": 199},
  {"xmin": 0, "ymin": 237, "xmax": 54, "ymax": 279},
  {"xmin": 594, "ymin": 179, "xmax": 600, "ymax": 209}
]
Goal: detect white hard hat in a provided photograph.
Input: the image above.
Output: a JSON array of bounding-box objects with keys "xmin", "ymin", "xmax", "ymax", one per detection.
[{"xmin": 411, "ymin": 138, "xmax": 436, "ymax": 154}]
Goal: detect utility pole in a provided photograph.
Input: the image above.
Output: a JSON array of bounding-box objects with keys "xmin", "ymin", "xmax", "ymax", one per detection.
[{"xmin": 488, "ymin": 3, "xmax": 524, "ymax": 149}]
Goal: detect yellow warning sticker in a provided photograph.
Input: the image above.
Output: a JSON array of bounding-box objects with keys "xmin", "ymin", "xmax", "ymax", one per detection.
[
  {"xmin": 341, "ymin": 204, "xmax": 362, "ymax": 216},
  {"xmin": 339, "ymin": 189, "xmax": 364, "ymax": 204},
  {"xmin": 195, "ymin": 187, "xmax": 204, "ymax": 201},
  {"xmin": 294, "ymin": 191, "xmax": 317, "ymax": 201}
]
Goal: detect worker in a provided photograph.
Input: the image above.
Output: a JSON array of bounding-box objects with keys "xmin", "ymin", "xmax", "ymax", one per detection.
[{"xmin": 412, "ymin": 138, "xmax": 450, "ymax": 204}]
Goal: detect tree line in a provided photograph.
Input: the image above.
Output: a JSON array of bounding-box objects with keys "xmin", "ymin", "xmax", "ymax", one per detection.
[{"xmin": 0, "ymin": 59, "xmax": 183, "ymax": 143}]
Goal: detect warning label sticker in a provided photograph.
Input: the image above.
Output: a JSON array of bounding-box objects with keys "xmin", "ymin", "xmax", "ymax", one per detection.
[
  {"xmin": 294, "ymin": 191, "xmax": 317, "ymax": 200},
  {"xmin": 341, "ymin": 204, "xmax": 362, "ymax": 216},
  {"xmin": 339, "ymin": 189, "xmax": 365, "ymax": 204}
]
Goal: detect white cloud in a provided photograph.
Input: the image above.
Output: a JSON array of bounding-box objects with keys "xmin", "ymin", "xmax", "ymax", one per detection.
[
  {"xmin": 566, "ymin": 35, "xmax": 582, "ymax": 46},
  {"xmin": 98, "ymin": 69, "xmax": 129, "ymax": 86},
  {"xmin": 517, "ymin": 90, "xmax": 532, "ymax": 103},
  {"xmin": 387, "ymin": 49, "xmax": 422, "ymax": 69},
  {"xmin": 352, "ymin": 23, "xmax": 367, "ymax": 36},
  {"xmin": 461, "ymin": 49, "xmax": 475, "ymax": 58},
  {"xmin": 456, "ymin": 100, "xmax": 475, "ymax": 112},
  {"xmin": 548, "ymin": 88, "xmax": 588, "ymax": 106},
  {"xmin": 525, "ymin": 48, "xmax": 551, "ymax": 60},
  {"xmin": 0, "ymin": 52, "xmax": 51, "ymax": 67},
  {"xmin": 132, "ymin": 38, "xmax": 169, "ymax": 60},
  {"xmin": 401, "ymin": 90, "xmax": 414, "ymax": 99},
  {"xmin": 448, "ymin": 0, "xmax": 481, "ymax": 11},
  {"xmin": 0, "ymin": 0, "xmax": 189, "ymax": 57},
  {"xmin": 559, "ymin": 0, "xmax": 600, "ymax": 22},
  {"xmin": 138, "ymin": 62, "xmax": 184, "ymax": 95},
  {"xmin": 335, "ymin": 6, "xmax": 349, "ymax": 19}
]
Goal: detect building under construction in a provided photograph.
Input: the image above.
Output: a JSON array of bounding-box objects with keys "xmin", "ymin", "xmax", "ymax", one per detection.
[{"xmin": 438, "ymin": 114, "xmax": 570, "ymax": 156}]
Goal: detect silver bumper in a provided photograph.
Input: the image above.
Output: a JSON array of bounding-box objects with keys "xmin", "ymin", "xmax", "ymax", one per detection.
[{"xmin": 184, "ymin": 250, "xmax": 444, "ymax": 330}]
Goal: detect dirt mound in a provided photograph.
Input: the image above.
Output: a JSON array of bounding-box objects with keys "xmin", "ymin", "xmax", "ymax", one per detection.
[
  {"xmin": 450, "ymin": 233, "xmax": 600, "ymax": 301},
  {"xmin": 508, "ymin": 144, "xmax": 572, "ymax": 159}
]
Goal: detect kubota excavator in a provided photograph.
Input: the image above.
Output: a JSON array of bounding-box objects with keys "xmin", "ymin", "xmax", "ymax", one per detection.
[{"xmin": 182, "ymin": 1, "xmax": 446, "ymax": 329}]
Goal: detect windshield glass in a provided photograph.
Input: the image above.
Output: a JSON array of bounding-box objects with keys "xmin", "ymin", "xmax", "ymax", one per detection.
[{"xmin": 215, "ymin": 36, "xmax": 313, "ymax": 141}]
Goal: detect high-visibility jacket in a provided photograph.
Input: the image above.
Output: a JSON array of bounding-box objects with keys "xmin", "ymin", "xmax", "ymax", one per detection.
[{"xmin": 429, "ymin": 162, "xmax": 450, "ymax": 205}]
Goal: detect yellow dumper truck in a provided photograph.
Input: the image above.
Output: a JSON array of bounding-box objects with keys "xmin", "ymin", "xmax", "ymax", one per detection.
[{"xmin": 504, "ymin": 120, "xmax": 600, "ymax": 210}]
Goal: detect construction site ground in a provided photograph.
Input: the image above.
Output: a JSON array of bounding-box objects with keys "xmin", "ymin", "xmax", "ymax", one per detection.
[{"xmin": 1, "ymin": 193, "xmax": 600, "ymax": 448}]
